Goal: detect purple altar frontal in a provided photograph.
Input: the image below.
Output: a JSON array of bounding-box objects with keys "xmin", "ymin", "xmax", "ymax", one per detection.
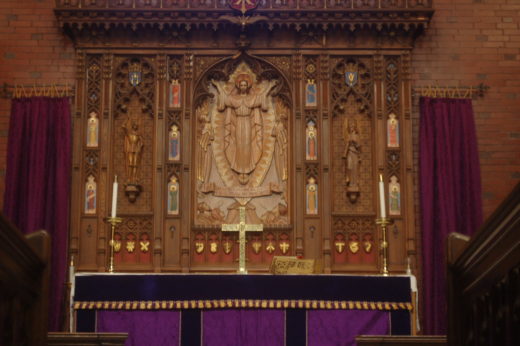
[{"xmin": 74, "ymin": 273, "xmax": 413, "ymax": 346}]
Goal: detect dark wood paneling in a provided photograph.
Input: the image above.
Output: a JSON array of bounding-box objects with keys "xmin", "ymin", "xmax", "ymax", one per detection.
[
  {"xmin": 48, "ymin": 332, "xmax": 127, "ymax": 346},
  {"xmin": 0, "ymin": 215, "xmax": 50, "ymax": 346},
  {"xmin": 356, "ymin": 335, "xmax": 446, "ymax": 346},
  {"xmin": 448, "ymin": 182, "xmax": 520, "ymax": 346}
]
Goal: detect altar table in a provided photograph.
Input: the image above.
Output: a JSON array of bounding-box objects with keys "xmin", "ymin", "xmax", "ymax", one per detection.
[{"xmin": 74, "ymin": 274, "xmax": 413, "ymax": 346}]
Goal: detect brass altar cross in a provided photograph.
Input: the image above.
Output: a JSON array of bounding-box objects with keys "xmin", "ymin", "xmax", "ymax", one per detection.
[{"xmin": 221, "ymin": 206, "xmax": 263, "ymax": 274}]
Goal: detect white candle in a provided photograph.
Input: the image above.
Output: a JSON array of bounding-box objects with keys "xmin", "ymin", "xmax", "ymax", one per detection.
[
  {"xmin": 111, "ymin": 175, "xmax": 118, "ymax": 218},
  {"xmin": 379, "ymin": 174, "xmax": 386, "ymax": 218},
  {"xmin": 69, "ymin": 255, "xmax": 75, "ymax": 284}
]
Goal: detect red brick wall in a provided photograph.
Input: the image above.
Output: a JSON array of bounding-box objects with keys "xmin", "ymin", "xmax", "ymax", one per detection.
[
  {"xmin": 0, "ymin": 0, "xmax": 518, "ymax": 219},
  {"xmin": 0, "ymin": 0, "xmax": 75, "ymax": 207},
  {"xmin": 413, "ymin": 0, "xmax": 520, "ymax": 219}
]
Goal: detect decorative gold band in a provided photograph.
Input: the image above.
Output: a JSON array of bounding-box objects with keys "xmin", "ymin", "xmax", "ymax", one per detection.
[{"xmin": 74, "ymin": 299, "xmax": 412, "ymax": 311}]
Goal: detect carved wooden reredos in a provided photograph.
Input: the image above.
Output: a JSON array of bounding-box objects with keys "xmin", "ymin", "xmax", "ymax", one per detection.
[{"xmin": 58, "ymin": 0, "xmax": 433, "ymax": 273}]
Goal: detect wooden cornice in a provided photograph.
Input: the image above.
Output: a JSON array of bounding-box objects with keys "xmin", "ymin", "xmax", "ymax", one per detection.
[{"xmin": 54, "ymin": 0, "xmax": 434, "ymax": 48}]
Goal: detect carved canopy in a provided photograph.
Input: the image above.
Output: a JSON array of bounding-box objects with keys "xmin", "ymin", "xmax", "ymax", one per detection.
[{"xmin": 55, "ymin": 0, "xmax": 433, "ymax": 48}]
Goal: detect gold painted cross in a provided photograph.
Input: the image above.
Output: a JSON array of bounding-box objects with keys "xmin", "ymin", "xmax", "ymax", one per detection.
[{"xmin": 221, "ymin": 206, "xmax": 263, "ymax": 274}]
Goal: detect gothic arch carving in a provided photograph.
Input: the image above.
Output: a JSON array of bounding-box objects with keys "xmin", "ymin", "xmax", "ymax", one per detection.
[{"xmin": 192, "ymin": 55, "xmax": 292, "ymax": 228}]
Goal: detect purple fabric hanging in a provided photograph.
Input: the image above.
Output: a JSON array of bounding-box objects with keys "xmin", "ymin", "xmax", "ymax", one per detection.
[
  {"xmin": 203, "ymin": 309, "xmax": 285, "ymax": 346},
  {"xmin": 308, "ymin": 310, "xmax": 389, "ymax": 346},
  {"xmin": 3, "ymin": 97, "xmax": 71, "ymax": 331},
  {"xmin": 419, "ymin": 97, "xmax": 483, "ymax": 334},
  {"xmin": 97, "ymin": 310, "xmax": 180, "ymax": 346}
]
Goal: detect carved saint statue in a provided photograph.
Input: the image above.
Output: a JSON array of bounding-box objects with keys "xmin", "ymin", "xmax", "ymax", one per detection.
[
  {"xmin": 272, "ymin": 103, "xmax": 288, "ymax": 182},
  {"xmin": 196, "ymin": 102, "xmax": 213, "ymax": 184},
  {"xmin": 211, "ymin": 74, "xmax": 278, "ymax": 185},
  {"xmin": 343, "ymin": 118, "xmax": 361, "ymax": 190},
  {"xmin": 197, "ymin": 61, "xmax": 287, "ymax": 226},
  {"xmin": 122, "ymin": 118, "xmax": 144, "ymax": 183}
]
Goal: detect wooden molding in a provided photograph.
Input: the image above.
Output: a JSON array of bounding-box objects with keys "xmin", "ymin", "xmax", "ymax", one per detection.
[{"xmin": 54, "ymin": 0, "xmax": 433, "ymax": 48}]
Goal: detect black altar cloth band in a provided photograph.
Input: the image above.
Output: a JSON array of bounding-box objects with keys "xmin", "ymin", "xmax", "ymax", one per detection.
[
  {"xmin": 74, "ymin": 274, "xmax": 413, "ymax": 303},
  {"xmin": 74, "ymin": 299, "xmax": 413, "ymax": 311}
]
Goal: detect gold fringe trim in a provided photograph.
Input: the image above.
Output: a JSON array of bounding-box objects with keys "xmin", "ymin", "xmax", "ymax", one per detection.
[
  {"xmin": 1, "ymin": 83, "xmax": 75, "ymax": 99},
  {"xmin": 413, "ymin": 83, "xmax": 489, "ymax": 99},
  {"xmin": 74, "ymin": 299, "xmax": 413, "ymax": 311}
]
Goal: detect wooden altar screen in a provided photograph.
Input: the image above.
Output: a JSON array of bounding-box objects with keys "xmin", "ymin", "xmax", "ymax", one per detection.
[{"xmin": 55, "ymin": 0, "xmax": 433, "ymax": 274}]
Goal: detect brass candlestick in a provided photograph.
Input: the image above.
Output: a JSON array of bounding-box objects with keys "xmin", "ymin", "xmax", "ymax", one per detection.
[
  {"xmin": 375, "ymin": 217, "xmax": 394, "ymax": 276},
  {"xmin": 105, "ymin": 217, "xmax": 123, "ymax": 273}
]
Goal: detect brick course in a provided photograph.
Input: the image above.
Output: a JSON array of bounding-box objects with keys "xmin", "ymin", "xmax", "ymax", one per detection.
[
  {"xmin": 412, "ymin": 0, "xmax": 520, "ymax": 219},
  {"xmin": 0, "ymin": 0, "xmax": 75, "ymax": 204}
]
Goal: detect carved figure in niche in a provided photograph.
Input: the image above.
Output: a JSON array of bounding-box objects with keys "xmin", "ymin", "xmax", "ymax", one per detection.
[
  {"xmin": 387, "ymin": 113, "xmax": 399, "ymax": 148},
  {"xmin": 122, "ymin": 117, "xmax": 144, "ymax": 183},
  {"xmin": 167, "ymin": 176, "xmax": 180, "ymax": 215},
  {"xmin": 84, "ymin": 175, "xmax": 96, "ymax": 214},
  {"xmin": 169, "ymin": 79, "xmax": 181, "ymax": 108},
  {"xmin": 168, "ymin": 124, "xmax": 181, "ymax": 161},
  {"xmin": 343, "ymin": 118, "xmax": 361, "ymax": 203},
  {"xmin": 388, "ymin": 175, "xmax": 401, "ymax": 216},
  {"xmin": 211, "ymin": 69, "xmax": 278, "ymax": 185},
  {"xmin": 306, "ymin": 177, "xmax": 318, "ymax": 215},
  {"xmin": 272, "ymin": 102, "xmax": 288, "ymax": 182},
  {"xmin": 86, "ymin": 112, "xmax": 99, "ymax": 147},
  {"xmin": 198, "ymin": 61, "xmax": 287, "ymax": 226},
  {"xmin": 306, "ymin": 121, "xmax": 318, "ymax": 160},
  {"xmin": 305, "ymin": 80, "xmax": 317, "ymax": 107},
  {"xmin": 196, "ymin": 202, "xmax": 225, "ymax": 225},
  {"xmin": 196, "ymin": 102, "xmax": 213, "ymax": 184},
  {"xmin": 261, "ymin": 203, "xmax": 288, "ymax": 225}
]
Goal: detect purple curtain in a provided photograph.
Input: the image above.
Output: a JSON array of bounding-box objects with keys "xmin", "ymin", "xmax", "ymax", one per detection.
[
  {"xmin": 419, "ymin": 97, "xmax": 483, "ymax": 334},
  {"xmin": 98, "ymin": 310, "xmax": 180, "ymax": 346},
  {"xmin": 3, "ymin": 97, "xmax": 71, "ymax": 331},
  {"xmin": 203, "ymin": 309, "xmax": 284, "ymax": 346},
  {"xmin": 308, "ymin": 310, "xmax": 389, "ymax": 346}
]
